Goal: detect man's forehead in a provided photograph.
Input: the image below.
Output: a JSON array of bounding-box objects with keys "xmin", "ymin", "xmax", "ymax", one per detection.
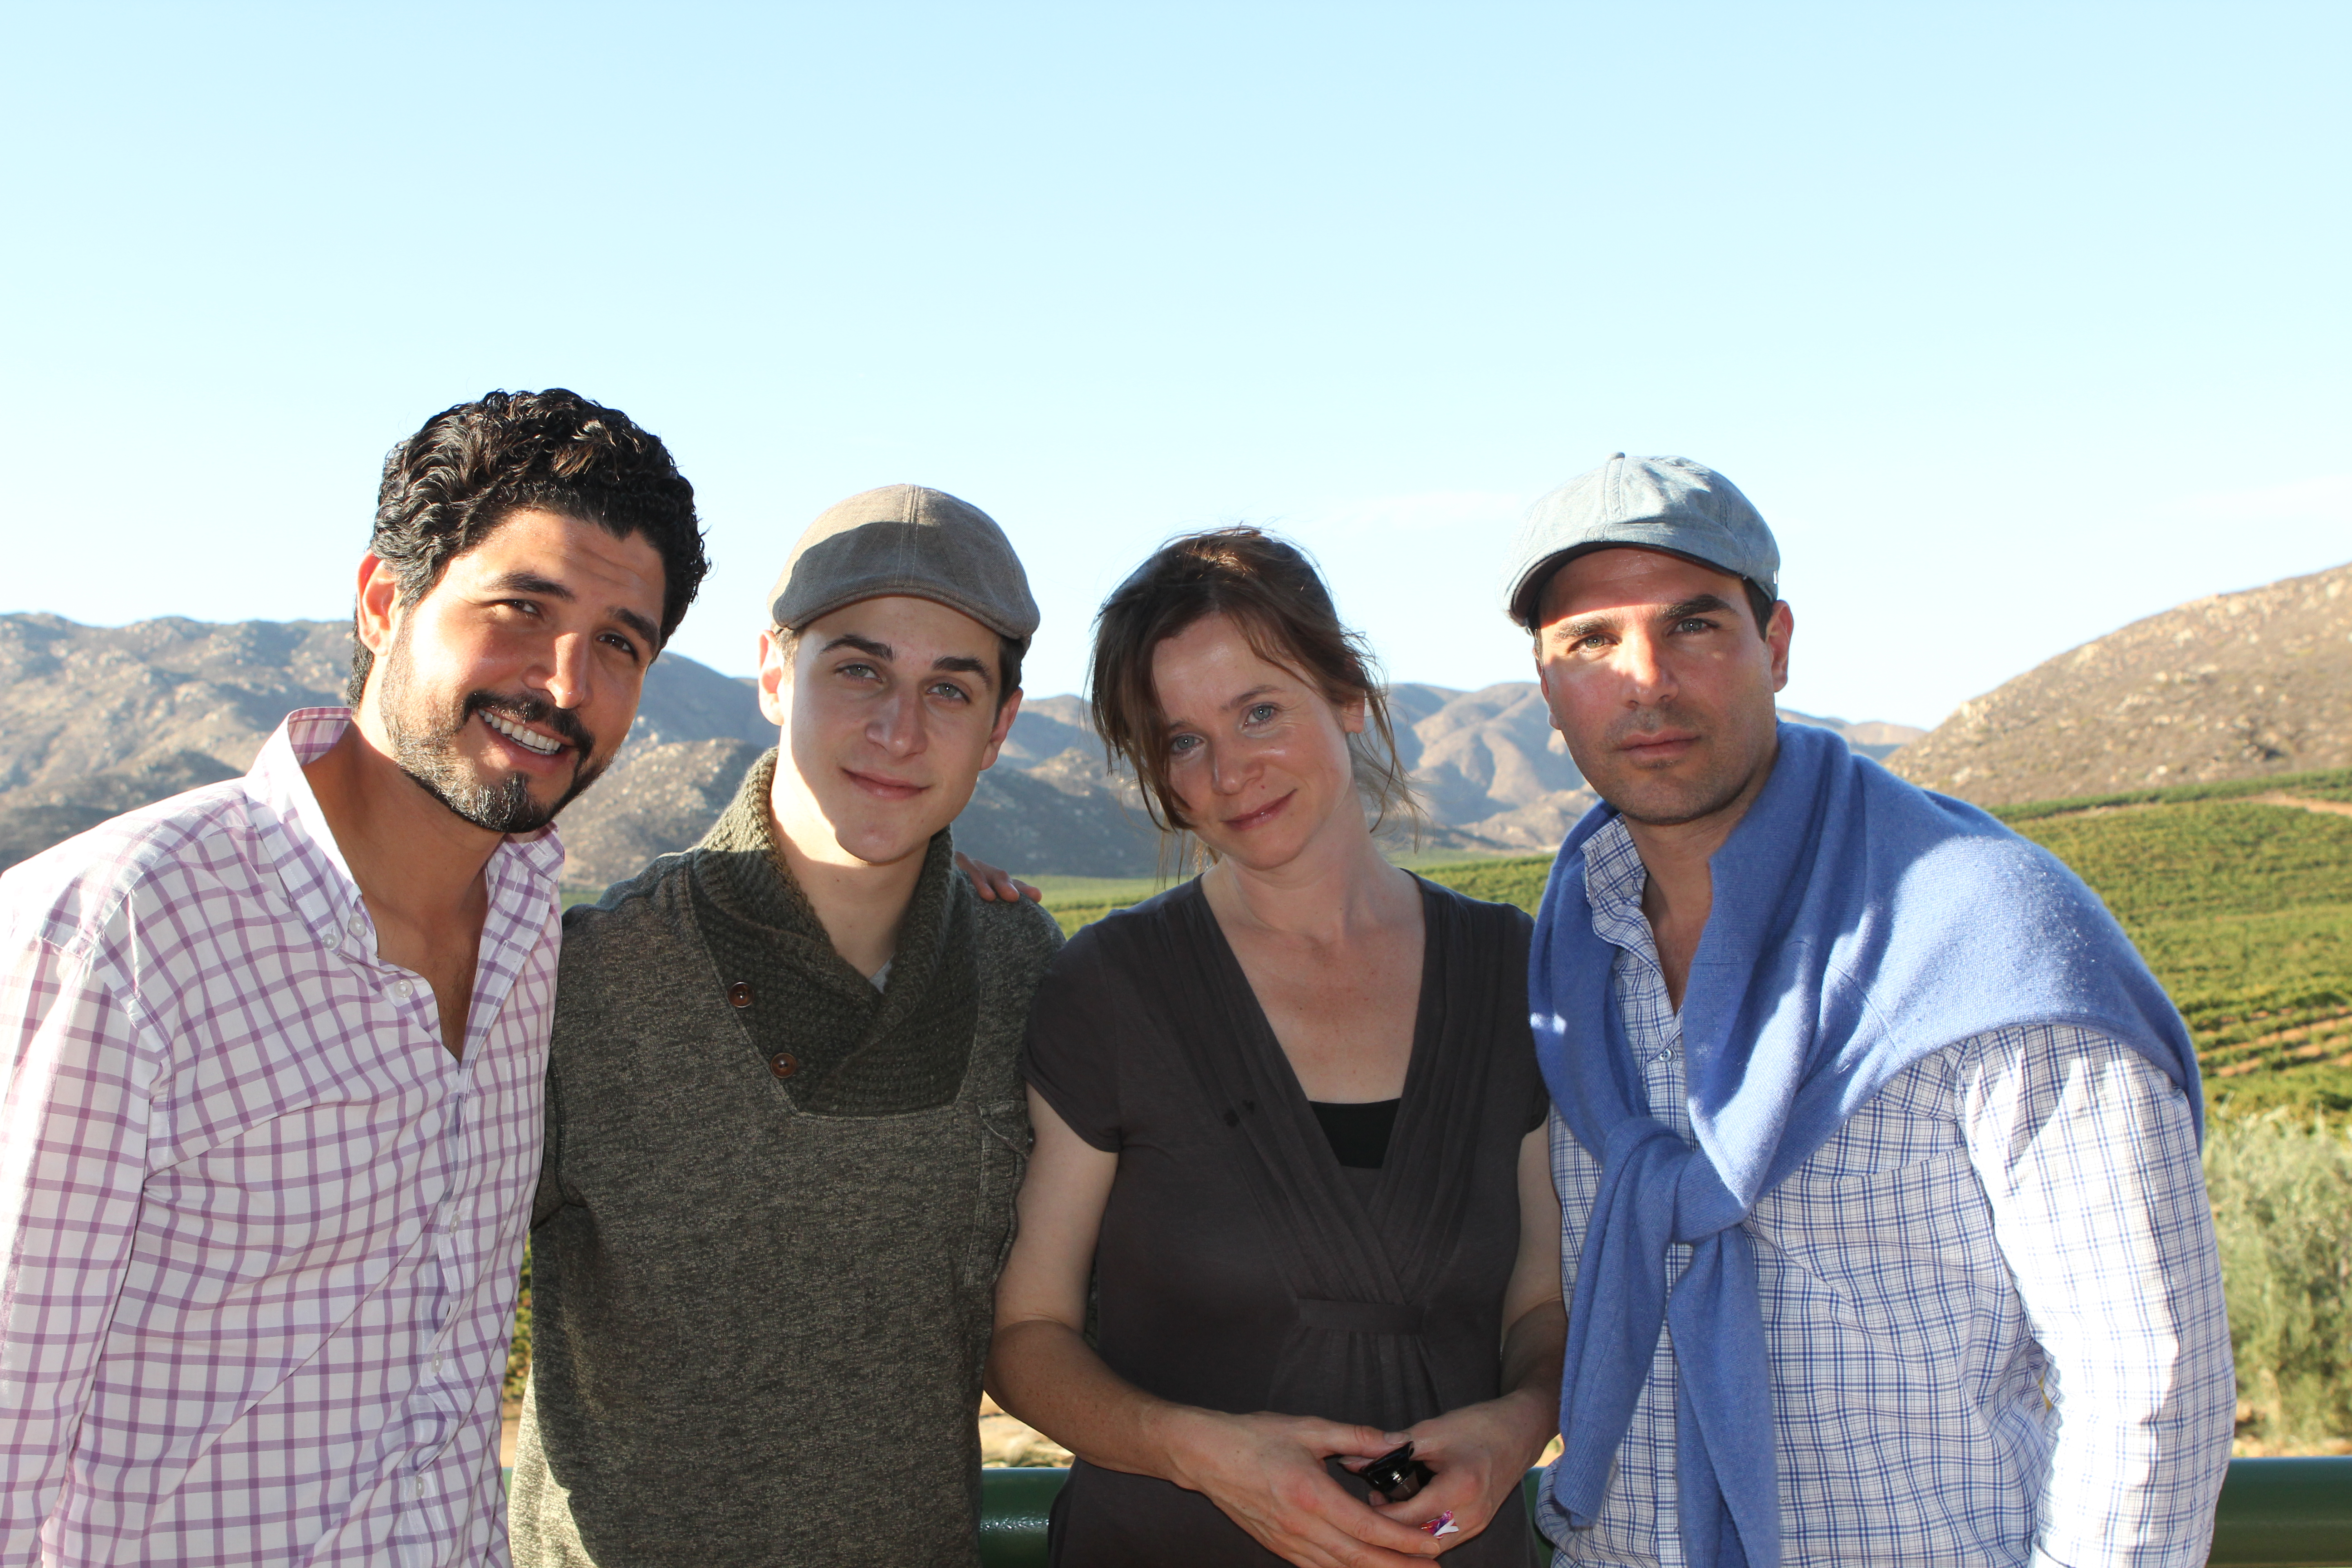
[
  {"xmin": 443, "ymin": 508, "xmax": 666, "ymax": 600},
  {"xmin": 1536, "ymin": 545, "xmax": 1747, "ymax": 625}
]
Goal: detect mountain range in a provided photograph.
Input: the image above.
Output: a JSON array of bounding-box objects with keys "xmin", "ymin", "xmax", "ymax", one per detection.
[
  {"xmin": 1890, "ymin": 560, "xmax": 2352, "ymax": 806},
  {"xmin": 0, "ymin": 611, "xmax": 1915, "ymax": 882}
]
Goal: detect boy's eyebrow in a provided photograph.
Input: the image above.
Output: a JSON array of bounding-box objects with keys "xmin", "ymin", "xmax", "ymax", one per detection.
[
  {"xmin": 932, "ymin": 654, "xmax": 992, "ymax": 686},
  {"xmin": 820, "ymin": 637, "xmax": 994, "ymax": 688},
  {"xmin": 488, "ymin": 570, "xmax": 661, "ymax": 647}
]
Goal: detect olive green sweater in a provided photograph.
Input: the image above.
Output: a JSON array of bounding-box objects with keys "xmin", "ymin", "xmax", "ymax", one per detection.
[{"xmin": 510, "ymin": 753, "xmax": 1063, "ymax": 1567}]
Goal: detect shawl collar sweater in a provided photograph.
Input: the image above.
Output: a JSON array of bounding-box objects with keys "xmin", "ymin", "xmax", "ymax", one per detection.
[{"xmin": 511, "ymin": 750, "xmax": 1063, "ymax": 1568}]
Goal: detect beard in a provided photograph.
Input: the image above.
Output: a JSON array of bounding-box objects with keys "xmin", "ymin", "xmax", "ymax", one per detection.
[{"xmin": 375, "ymin": 625, "xmax": 606, "ymax": 835}]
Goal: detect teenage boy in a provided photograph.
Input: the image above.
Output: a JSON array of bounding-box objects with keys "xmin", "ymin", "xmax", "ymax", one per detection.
[
  {"xmin": 1508, "ymin": 455, "xmax": 2233, "ymax": 1567},
  {"xmin": 512, "ymin": 485, "xmax": 1064, "ymax": 1568},
  {"xmin": 0, "ymin": 389, "xmax": 706, "ymax": 1565}
]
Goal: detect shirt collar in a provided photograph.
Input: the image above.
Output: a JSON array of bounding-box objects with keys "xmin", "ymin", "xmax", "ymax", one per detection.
[
  {"xmin": 1579, "ymin": 813, "xmax": 1664, "ymax": 961},
  {"xmin": 1580, "ymin": 814, "xmax": 1647, "ymax": 917},
  {"xmin": 244, "ymin": 707, "xmax": 566, "ymax": 955}
]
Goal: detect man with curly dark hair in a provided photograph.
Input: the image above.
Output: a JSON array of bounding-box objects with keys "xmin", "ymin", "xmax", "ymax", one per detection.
[{"xmin": 0, "ymin": 389, "xmax": 706, "ymax": 1567}]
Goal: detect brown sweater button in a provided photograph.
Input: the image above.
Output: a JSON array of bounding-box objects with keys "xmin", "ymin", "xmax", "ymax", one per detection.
[
  {"xmin": 769, "ymin": 1052, "xmax": 799, "ymax": 1078},
  {"xmin": 727, "ymin": 981, "xmax": 753, "ymax": 1008}
]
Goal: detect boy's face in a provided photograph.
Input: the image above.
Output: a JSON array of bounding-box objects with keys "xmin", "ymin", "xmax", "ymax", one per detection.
[{"xmin": 758, "ymin": 594, "xmax": 1019, "ymax": 868}]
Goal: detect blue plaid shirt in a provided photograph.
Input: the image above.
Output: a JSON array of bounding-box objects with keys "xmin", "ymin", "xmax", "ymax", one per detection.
[{"xmin": 1539, "ymin": 818, "xmax": 2234, "ymax": 1568}]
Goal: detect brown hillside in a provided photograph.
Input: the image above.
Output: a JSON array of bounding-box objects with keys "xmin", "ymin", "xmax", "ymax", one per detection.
[{"xmin": 1891, "ymin": 562, "xmax": 2352, "ymax": 806}]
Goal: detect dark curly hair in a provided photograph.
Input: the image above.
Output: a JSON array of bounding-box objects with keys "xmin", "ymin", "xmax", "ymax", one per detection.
[{"xmin": 347, "ymin": 389, "xmax": 709, "ymax": 705}]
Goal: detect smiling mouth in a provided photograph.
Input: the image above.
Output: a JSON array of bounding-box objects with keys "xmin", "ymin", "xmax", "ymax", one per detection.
[
  {"xmin": 482, "ymin": 710, "xmax": 565, "ymax": 756},
  {"xmin": 846, "ymin": 769, "xmax": 926, "ymax": 800},
  {"xmin": 1222, "ymin": 793, "xmax": 1292, "ymax": 831}
]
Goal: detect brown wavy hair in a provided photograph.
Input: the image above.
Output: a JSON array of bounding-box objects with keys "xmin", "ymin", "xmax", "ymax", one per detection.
[{"xmin": 1089, "ymin": 527, "xmax": 1420, "ymax": 839}]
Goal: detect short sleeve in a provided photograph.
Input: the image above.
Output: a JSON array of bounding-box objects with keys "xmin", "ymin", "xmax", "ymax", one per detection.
[{"xmin": 1018, "ymin": 923, "xmax": 1128, "ymax": 1152}]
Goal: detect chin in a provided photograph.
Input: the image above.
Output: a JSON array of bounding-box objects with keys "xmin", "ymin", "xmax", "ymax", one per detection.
[
  {"xmin": 1200, "ymin": 825, "xmax": 1312, "ymax": 873},
  {"xmin": 833, "ymin": 821, "xmax": 939, "ymax": 868}
]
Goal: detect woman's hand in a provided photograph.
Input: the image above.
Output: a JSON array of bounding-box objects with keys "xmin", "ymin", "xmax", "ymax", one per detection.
[
  {"xmin": 954, "ymin": 849, "xmax": 1040, "ymax": 903},
  {"xmin": 1161, "ymin": 1407, "xmax": 1449, "ymax": 1568},
  {"xmin": 1357, "ymin": 1386, "xmax": 1556, "ymax": 1546}
]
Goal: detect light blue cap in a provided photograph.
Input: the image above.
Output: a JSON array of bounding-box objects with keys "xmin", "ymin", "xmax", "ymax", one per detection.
[{"xmin": 1502, "ymin": 454, "xmax": 1779, "ymax": 628}]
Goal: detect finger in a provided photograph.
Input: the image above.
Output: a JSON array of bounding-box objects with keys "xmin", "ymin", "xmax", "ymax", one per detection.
[
  {"xmin": 1276, "ymin": 1515, "xmax": 1437, "ymax": 1568},
  {"xmin": 953, "ymin": 851, "xmax": 1007, "ymax": 900},
  {"xmin": 1013, "ymin": 876, "xmax": 1042, "ymax": 902},
  {"xmin": 1323, "ymin": 1495, "xmax": 1451, "ymax": 1558},
  {"xmin": 1373, "ymin": 1475, "xmax": 1502, "ymax": 1544},
  {"xmin": 1294, "ymin": 1420, "xmax": 1410, "ymax": 1459}
]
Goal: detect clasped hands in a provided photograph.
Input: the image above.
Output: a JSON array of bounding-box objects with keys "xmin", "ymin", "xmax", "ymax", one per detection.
[{"xmin": 1159, "ymin": 1394, "xmax": 1546, "ymax": 1568}]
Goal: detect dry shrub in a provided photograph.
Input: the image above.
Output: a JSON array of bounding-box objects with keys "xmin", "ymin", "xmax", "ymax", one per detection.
[{"xmin": 2205, "ymin": 1111, "xmax": 2352, "ymax": 1449}]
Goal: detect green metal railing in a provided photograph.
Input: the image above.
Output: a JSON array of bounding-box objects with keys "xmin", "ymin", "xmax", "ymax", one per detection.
[{"xmin": 976, "ymin": 1458, "xmax": 2352, "ymax": 1567}]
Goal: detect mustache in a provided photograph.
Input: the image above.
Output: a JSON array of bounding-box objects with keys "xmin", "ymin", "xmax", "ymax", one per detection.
[{"xmin": 461, "ymin": 691, "xmax": 598, "ymax": 760}]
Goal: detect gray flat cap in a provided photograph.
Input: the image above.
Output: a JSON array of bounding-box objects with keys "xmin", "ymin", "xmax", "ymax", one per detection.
[
  {"xmin": 1502, "ymin": 454, "xmax": 1779, "ymax": 628},
  {"xmin": 769, "ymin": 484, "xmax": 1039, "ymax": 647}
]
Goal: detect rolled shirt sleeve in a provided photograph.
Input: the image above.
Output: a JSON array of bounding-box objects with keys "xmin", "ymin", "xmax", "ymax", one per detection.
[
  {"xmin": 0, "ymin": 933, "xmax": 154, "ymax": 1559},
  {"xmin": 1960, "ymin": 1024, "xmax": 2235, "ymax": 1568}
]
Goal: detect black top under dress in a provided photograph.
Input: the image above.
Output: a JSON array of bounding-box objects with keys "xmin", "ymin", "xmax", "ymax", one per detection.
[{"xmin": 1020, "ymin": 876, "xmax": 1547, "ymax": 1566}]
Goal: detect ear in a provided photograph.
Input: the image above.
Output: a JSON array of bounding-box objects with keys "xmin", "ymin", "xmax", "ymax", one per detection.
[
  {"xmin": 349, "ymin": 554, "xmax": 404, "ymax": 716},
  {"xmin": 755, "ymin": 627, "xmax": 793, "ymax": 728},
  {"xmin": 1336, "ymin": 691, "xmax": 1368, "ymax": 737},
  {"xmin": 1764, "ymin": 601, "xmax": 1793, "ymax": 694},
  {"xmin": 977, "ymin": 687, "xmax": 1023, "ymax": 772},
  {"xmin": 355, "ymin": 554, "xmax": 400, "ymax": 651}
]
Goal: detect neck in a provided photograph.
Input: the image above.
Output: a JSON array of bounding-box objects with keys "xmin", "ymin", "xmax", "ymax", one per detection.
[
  {"xmin": 302, "ymin": 718, "xmax": 505, "ymax": 924},
  {"xmin": 1623, "ymin": 735, "xmax": 1780, "ymax": 1007},
  {"xmin": 768, "ymin": 793, "xmax": 926, "ymax": 982},
  {"xmin": 1202, "ymin": 803, "xmax": 1415, "ymax": 945}
]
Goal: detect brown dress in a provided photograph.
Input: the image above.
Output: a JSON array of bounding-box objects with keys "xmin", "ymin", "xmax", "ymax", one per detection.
[{"xmin": 1020, "ymin": 876, "xmax": 1547, "ymax": 1566}]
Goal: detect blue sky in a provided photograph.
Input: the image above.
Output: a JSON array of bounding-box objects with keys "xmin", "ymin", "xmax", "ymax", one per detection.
[{"xmin": 4, "ymin": 2, "xmax": 2346, "ymax": 728}]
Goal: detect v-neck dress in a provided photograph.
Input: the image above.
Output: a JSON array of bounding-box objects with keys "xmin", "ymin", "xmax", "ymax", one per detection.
[{"xmin": 1020, "ymin": 877, "xmax": 1547, "ymax": 1565}]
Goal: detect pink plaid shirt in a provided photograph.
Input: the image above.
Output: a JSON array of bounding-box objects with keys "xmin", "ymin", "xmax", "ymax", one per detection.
[{"xmin": 1, "ymin": 709, "xmax": 561, "ymax": 1568}]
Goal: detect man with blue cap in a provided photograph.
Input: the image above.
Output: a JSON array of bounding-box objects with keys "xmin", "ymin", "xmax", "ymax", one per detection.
[{"xmin": 1504, "ymin": 455, "xmax": 2232, "ymax": 1567}]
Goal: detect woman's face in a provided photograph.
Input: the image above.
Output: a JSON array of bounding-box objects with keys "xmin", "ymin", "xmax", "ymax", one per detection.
[{"xmin": 1149, "ymin": 612, "xmax": 1367, "ymax": 871}]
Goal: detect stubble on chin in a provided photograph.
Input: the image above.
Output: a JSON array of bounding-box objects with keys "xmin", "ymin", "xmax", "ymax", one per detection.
[{"xmin": 374, "ymin": 633, "xmax": 603, "ymax": 835}]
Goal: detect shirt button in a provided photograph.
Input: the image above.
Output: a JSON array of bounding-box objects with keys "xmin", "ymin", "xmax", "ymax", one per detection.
[
  {"xmin": 769, "ymin": 1052, "xmax": 799, "ymax": 1078},
  {"xmin": 728, "ymin": 981, "xmax": 754, "ymax": 1008},
  {"xmin": 394, "ymin": 980, "xmax": 414, "ymax": 1000}
]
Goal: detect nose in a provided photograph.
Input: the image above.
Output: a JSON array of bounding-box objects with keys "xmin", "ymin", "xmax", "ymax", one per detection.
[
  {"xmin": 1207, "ymin": 738, "xmax": 1251, "ymax": 796},
  {"xmin": 870, "ymin": 685, "xmax": 928, "ymax": 757},
  {"xmin": 540, "ymin": 632, "xmax": 593, "ymax": 713},
  {"xmin": 1616, "ymin": 628, "xmax": 1677, "ymax": 707}
]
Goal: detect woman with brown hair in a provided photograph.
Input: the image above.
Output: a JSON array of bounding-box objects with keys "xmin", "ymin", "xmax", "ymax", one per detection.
[{"xmin": 987, "ymin": 529, "xmax": 1563, "ymax": 1567}]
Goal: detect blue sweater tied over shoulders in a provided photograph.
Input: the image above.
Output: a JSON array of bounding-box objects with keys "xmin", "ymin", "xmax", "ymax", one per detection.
[{"xmin": 1530, "ymin": 721, "xmax": 2199, "ymax": 1568}]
